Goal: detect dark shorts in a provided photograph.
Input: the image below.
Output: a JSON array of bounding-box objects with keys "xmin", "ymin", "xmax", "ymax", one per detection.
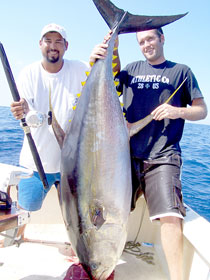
[{"xmin": 131, "ymin": 154, "xmax": 186, "ymax": 220}]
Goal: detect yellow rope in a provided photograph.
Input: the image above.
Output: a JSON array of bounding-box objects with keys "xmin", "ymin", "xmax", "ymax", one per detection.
[{"xmin": 124, "ymin": 241, "xmax": 155, "ymax": 264}]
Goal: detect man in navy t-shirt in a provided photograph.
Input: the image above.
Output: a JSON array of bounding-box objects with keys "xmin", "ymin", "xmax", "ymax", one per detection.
[{"xmin": 90, "ymin": 27, "xmax": 207, "ymax": 280}]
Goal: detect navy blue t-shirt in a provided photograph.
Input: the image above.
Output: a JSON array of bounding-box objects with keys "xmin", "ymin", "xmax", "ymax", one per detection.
[{"xmin": 116, "ymin": 60, "xmax": 203, "ymax": 160}]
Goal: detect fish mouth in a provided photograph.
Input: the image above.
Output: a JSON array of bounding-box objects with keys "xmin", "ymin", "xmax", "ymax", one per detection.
[{"xmin": 96, "ymin": 267, "xmax": 114, "ymax": 280}]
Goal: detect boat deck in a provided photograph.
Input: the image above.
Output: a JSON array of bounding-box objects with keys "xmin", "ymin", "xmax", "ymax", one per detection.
[
  {"xmin": 0, "ymin": 187, "xmax": 168, "ymax": 280},
  {"xmin": 1, "ymin": 164, "xmax": 210, "ymax": 279},
  {"xmin": 0, "ymin": 224, "xmax": 167, "ymax": 280}
]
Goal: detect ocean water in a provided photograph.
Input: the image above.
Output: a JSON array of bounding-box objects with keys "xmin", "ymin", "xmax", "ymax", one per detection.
[{"xmin": 0, "ymin": 106, "xmax": 210, "ymax": 222}]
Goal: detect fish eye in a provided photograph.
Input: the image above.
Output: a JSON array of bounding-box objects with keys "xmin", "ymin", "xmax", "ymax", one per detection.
[{"xmin": 91, "ymin": 262, "xmax": 99, "ymax": 270}]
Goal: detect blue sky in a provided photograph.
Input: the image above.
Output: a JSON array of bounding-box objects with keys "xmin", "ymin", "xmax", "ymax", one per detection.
[{"xmin": 0, "ymin": 0, "xmax": 209, "ymax": 124}]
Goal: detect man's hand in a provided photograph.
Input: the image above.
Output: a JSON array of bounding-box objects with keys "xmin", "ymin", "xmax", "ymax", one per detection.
[
  {"xmin": 89, "ymin": 42, "xmax": 109, "ymax": 65},
  {"xmin": 89, "ymin": 30, "xmax": 119, "ymax": 66},
  {"xmin": 151, "ymin": 98, "xmax": 208, "ymax": 121},
  {"xmin": 151, "ymin": 104, "xmax": 180, "ymax": 121},
  {"xmin": 10, "ymin": 98, "xmax": 29, "ymax": 120}
]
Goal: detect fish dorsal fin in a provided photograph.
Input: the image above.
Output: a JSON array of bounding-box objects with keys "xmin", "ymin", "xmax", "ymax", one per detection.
[{"xmin": 92, "ymin": 0, "xmax": 187, "ymax": 34}]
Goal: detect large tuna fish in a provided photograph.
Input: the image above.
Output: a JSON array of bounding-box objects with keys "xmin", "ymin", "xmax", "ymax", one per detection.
[{"xmin": 55, "ymin": 0, "xmax": 187, "ymax": 279}]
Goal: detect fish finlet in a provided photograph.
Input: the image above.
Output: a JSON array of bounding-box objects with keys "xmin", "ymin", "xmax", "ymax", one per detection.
[
  {"xmin": 86, "ymin": 71, "xmax": 90, "ymax": 77},
  {"xmin": 73, "ymin": 106, "xmax": 77, "ymax": 110},
  {"xmin": 77, "ymin": 93, "xmax": 81, "ymax": 97},
  {"xmin": 117, "ymin": 91, "xmax": 121, "ymax": 96},
  {"xmin": 81, "ymin": 81, "xmax": 86, "ymax": 86},
  {"xmin": 112, "ymin": 63, "xmax": 117, "ymax": 69},
  {"xmin": 112, "ymin": 55, "xmax": 118, "ymax": 60},
  {"xmin": 113, "ymin": 71, "xmax": 118, "ymax": 77},
  {"xmin": 114, "ymin": 80, "xmax": 119, "ymax": 87}
]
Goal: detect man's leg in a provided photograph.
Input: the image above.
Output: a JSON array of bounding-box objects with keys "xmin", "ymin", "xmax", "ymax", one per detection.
[
  {"xmin": 15, "ymin": 172, "xmax": 52, "ymax": 242},
  {"xmin": 160, "ymin": 216, "xmax": 183, "ymax": 280}
]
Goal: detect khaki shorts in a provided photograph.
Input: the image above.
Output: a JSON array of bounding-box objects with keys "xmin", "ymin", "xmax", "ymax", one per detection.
[{"xmin": 131, "ymin": 154, "xmax": 186, "ymax": 220}]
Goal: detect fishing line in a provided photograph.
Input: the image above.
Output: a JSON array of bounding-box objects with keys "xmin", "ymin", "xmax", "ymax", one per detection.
[
  {"xmin": 164, "ymin": 77, "xmax": 188, "ymax": 104},
  {"xmin": 129, "ymin": 77, "xmax": 188, "ymax": 137}
]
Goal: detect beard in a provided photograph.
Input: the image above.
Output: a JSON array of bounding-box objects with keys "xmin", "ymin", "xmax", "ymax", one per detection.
[{"xmin": 46, "ymin": 50, "xmax": 59, "ymax": 63}]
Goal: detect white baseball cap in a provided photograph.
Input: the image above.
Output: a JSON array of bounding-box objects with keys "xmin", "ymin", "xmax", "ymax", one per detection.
[{"xmin": 40, "ymin": 23, "xmax": 67, "ymax": 40}]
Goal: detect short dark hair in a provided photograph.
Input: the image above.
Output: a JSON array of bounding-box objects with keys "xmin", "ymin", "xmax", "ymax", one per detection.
[{"xmin": 156, "ymin": 28, "xmax": 164, "ymax": 38}]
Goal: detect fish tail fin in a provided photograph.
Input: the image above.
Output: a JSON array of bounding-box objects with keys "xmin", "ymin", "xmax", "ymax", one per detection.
[
  {"xmin": 92, "ymin": 0, "xmax": 125, "ymax": 30},
  {"xmin": 92, "ymin": 0, "xmax": 188, "ymax": 34}
]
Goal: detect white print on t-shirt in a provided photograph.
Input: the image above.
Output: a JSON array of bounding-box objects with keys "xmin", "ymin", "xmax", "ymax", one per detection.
[
  {"xmin": 131, "ymin": 75, "xmax": 169, "ymax": 84},
  {"xmin": 138, "ymin": 82, "xmax": 161, "ymax": 90}
]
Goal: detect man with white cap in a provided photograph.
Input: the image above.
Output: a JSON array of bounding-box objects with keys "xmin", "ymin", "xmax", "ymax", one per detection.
[{"xmin": 10, "ymin": 23, "xmax": 90, "ymax": 242}]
